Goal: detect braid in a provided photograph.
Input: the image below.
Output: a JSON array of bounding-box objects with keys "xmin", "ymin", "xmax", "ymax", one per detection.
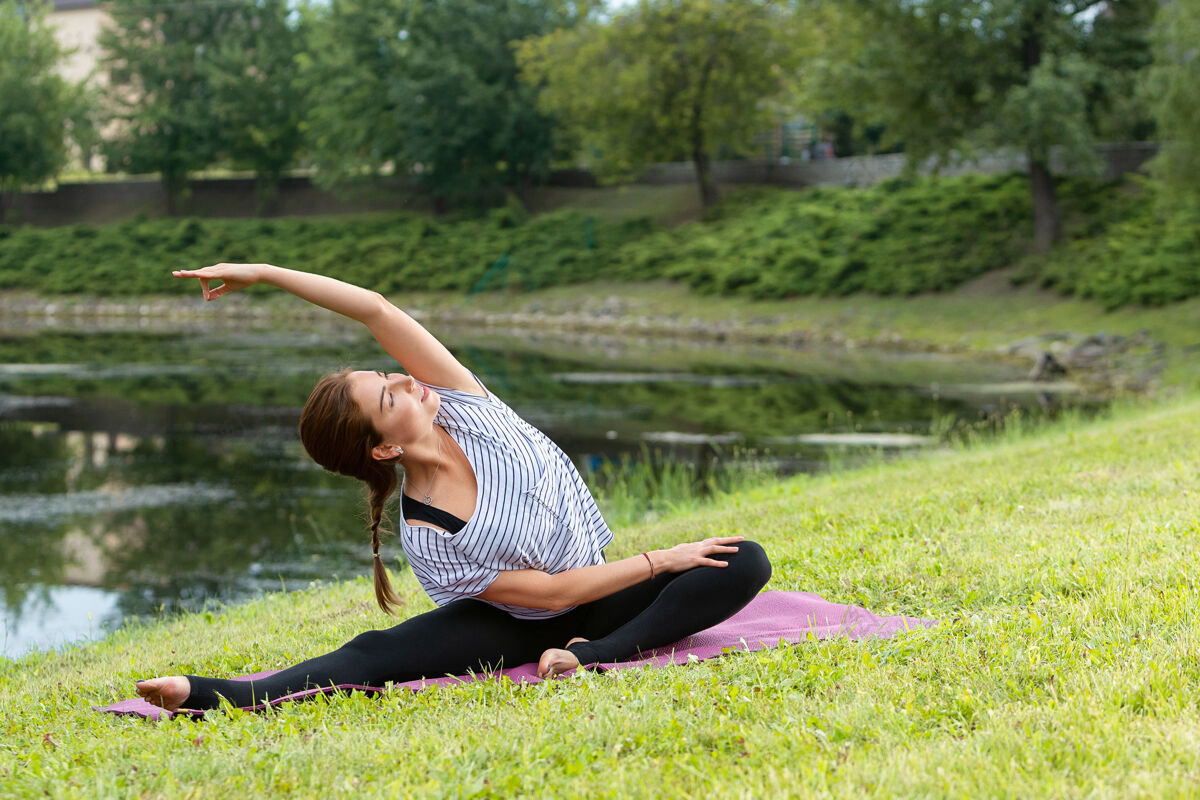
[{"xmin": 367, "ymin": 470, "xmax": 403, "ymax": 614}]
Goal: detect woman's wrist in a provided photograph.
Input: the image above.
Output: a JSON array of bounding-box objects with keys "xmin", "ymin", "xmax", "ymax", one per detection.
[
  {"xmin": 256, "ymin": 263, "xmax": 284, "ymax": 286},
  {"xmin": 641, "ymin": 551, "xmax": 657, "ymax": 580}
]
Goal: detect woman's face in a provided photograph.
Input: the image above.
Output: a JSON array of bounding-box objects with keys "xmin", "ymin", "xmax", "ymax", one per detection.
[{"xmin": 347, "ymin": 370, "xmax": 440, "ymax": 449}]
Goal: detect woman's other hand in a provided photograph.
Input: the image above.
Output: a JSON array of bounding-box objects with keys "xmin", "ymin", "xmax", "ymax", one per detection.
[
  {"xmin": 172, "ymin": 263, "xmax": 270, "ymax": 301},
  {"xmin": 652, "ymin": 536, "xmax": 743, "ymax": 574}
]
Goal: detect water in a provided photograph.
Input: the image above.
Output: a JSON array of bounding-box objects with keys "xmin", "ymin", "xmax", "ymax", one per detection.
[{"xmin": 0, "ymin": 317, "xmax": 1097, "ymax": 657}]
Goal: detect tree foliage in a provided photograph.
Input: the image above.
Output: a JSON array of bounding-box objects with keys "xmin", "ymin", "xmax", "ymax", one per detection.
[
  {"xmin": 299, "ymin": 0, "xmax": 584, "ymax": 208},
  {"xmin": 99, "ymin": 0, "xmax": 227, "ymax": 212},
  {"xmin": 100, "ymin": 0, "xmax": 308, "ymax": 214},
  {"xmin": 517, "ymin": 0, "xmax": 802, "ymax": 208},
  {"xmin": 200, "ymin": 0, "xmax": 308, "ymax": 212},
  {"xmin": 0, "ymin": 1, "xmax": 79, "ymax": 222},
  {"xmin": 1144, "ymin": 0, "xmax": 1200, "ymax": 208},
  {"xmin": 802, "ymin": 0, "xmax": 1156, "ymax": 251},
  {"xmin": 294, "ymin": 0, "xmax": 408, "ymax": 188}
]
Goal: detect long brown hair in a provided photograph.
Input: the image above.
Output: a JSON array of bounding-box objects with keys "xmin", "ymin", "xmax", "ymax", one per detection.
[{"xmin": 299, "ymin": 369, "xmax": 403, "ymax": 614}]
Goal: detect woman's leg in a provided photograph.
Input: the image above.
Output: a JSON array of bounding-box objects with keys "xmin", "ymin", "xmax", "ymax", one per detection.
[
  {"xmin": 179, "ymin": 598, "xmax": 574, "ymax": 710},
  {"xmin": 564, "ymin": 539, "xmax": 772, "ymax": 666}
]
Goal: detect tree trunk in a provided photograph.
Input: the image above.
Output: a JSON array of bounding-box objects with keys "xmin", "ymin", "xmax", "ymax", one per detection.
[
  {"xmin": 1028, "ymin": 150, "xmax": 1061, "ymax": 253},
  {"xmin": 1021, "ymin": 14, "xmax": 1060, "ymax": 251},
  {"xmin": 692, "ymin": 150, "xmax": 719, "ymax": 208},
  {"xmin": 691, "ymin": 55, "xmax": 719, "ymax": 210},
  {"xmin": 518, "ymin": 171, "xmax": 533, "ymax": 209},
  {"xmin": 163, "ymin": 171, "xmax": 186, "ymax": 217},
  {"xmin": 255, "ymin": 171, "xmax": 281, "ymax": 217}
]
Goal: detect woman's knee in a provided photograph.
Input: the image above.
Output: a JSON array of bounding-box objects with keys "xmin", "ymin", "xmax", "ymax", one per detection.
[
  {"xmin": 342, "ymin": 628, "xmax": 394, "ymax": 656},
  {"xmin": 725, "ymin": 539, "xmax": 772, "ymax": 591}
]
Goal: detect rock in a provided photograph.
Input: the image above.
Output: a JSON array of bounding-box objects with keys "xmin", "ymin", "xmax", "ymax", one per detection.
[
  {"xmin": 1029, "ymin": 351, "xmax": 1068, "ymax": 381},
  {"xmin": 1064, "ymin": 333, "xmax": 1131, "ymax": 369}
]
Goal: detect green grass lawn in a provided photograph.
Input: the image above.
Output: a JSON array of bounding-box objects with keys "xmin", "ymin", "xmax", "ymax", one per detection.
[{"xmin": 3, "ymin": 393, "xmax": 1199, "ymax": 797}]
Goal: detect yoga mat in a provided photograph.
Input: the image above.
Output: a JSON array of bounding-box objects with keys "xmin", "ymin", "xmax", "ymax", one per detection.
[{"xmin": 98, "ymin": 591, "xmax": 936, "ymax": 720}]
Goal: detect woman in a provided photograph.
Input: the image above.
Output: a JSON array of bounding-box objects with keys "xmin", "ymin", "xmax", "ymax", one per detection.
[{"xmin": 136, "ymin": 263, "xmax": 772, "ymax": 712}]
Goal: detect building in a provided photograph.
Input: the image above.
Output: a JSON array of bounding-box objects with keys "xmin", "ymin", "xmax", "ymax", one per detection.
[{"xmin": 46, "ymin": 0, "xmax": 111, "ymax": 85}]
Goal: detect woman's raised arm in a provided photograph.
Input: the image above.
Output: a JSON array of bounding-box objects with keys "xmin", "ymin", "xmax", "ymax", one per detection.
[{"xmin": 172, "ymin": 263, "xmax": 481, "ymax": 395}]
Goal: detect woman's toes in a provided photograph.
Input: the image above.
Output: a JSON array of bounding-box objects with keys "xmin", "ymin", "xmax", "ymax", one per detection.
[
  {"xmin": 135, "ymin": 676, "xmax": 191, "ymax": 711},
  {"xmin": 537, "ymin": 647, "xmax": 580, "ymax": 679}
]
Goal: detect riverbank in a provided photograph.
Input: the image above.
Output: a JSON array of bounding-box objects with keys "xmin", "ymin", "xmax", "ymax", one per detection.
[
  {"xmin": 3, "ymin": 392, "xmax": 1198, "ymax": 796},
  {"xmin": 4, "ymin": 270, "xmax": 1199, "ymax": 391}
]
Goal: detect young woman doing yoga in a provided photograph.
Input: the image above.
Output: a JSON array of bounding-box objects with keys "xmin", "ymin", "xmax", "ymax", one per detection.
[{"xmin": 136, "ymin": 263, "xmax": 772, "ymax": 712}]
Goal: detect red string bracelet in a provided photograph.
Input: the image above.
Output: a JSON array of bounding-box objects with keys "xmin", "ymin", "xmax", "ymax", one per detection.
[{"xmin": 641, "ymin": 551, "xmax": 655, "ymax": 580}]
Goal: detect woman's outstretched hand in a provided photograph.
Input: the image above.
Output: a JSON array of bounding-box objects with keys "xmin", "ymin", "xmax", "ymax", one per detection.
[
  {"xmin": 172, "ymin": 263, "xmax": 270, "ymax": 301},
  {"xmin": 652, "ymin": 536, "xmax": 743, "ymax": 574}
]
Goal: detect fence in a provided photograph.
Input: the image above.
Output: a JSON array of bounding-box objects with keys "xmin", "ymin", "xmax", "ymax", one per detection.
[
  {"xmin": 3, "ymin": 175, "xmax": 437, "ymax": 227},
  {"xmin": 637, "ymin": 142, "xmax": 1159, "ymax": 188},
  {"xmin": 4, "ymin": 143, "xmax": 1158, "ymax": 227}
]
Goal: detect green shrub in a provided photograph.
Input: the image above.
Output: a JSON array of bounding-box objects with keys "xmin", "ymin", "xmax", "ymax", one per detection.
[
  {"xmin": 607, "ymin": 174, "xmax": 1033, "ymax": 299},
  {"xmin": 0, "ymin": 208, "xmax": 637, "ymax": 296},
  {"xmin": 1, "ymin": 174, "xmax": 1195, "ymax": 308},
  {"xmin": 1014, "ymin": 179, "xmax": 1200, "ymax": 309}
]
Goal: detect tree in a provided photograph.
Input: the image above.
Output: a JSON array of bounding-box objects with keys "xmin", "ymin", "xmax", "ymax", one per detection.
[
  {"xmin": 803, "ymin": 0, "xmax": 1156, "ymax": 251},
  {"xmin": 516, "ymin": 0, "xmax": 802, "ymax": 208},
  {"xmin": 293, "ymin": 0, "xmax": 405, "ymax": 190},
  {"xmin": 299, "ymin": 0, "xmax": 585, "ymax": 209},
  {"xmin": 0, "ymin": 1, "xmax": 78, "ymax": 224},
  {"xmin": 99, "ymin": 0, "xmax": 227, "ymax": 214},
  {"xmin": 1144, "ymin": 0, "xmax": 1200, "ymax": 207},
  {"xmin": 200, "ymin": 0, "xmax": 307, "ymax": 214}
]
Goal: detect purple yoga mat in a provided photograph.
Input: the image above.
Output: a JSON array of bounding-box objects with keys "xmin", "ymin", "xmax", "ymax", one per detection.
[{"xmin": 98, "ymin": 590, "xmax": 936, "ymax": 720}]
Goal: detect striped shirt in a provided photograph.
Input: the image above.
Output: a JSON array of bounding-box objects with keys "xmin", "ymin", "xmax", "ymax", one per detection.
[{"xmin": 398, "ymin": 377, "xmax": 614, "ymax": 619}]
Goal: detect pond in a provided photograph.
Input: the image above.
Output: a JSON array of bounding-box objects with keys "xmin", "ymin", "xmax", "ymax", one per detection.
[{"xmin": 0, "ymin": 316, "xmax": 1096, "ymax": 658}]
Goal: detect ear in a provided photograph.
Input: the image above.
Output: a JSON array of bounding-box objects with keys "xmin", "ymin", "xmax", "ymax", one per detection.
[{"xmin": 371, "ymin": 443, "xmax": 402, "ymax": 462}]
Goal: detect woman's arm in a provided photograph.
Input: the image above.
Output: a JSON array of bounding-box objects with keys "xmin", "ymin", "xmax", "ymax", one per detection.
[
  {"xmin": 171, "ymin": 263, "xmax": 480, "ymax": 395},
  {"xmin": 476, "ymin": 536, "xmax": 744, "ymax": 611}
]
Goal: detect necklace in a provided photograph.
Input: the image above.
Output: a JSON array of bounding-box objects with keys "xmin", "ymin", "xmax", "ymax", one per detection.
[{"xmin": 416, "ymin": 428, "xmax": 443, "ymax": 505}]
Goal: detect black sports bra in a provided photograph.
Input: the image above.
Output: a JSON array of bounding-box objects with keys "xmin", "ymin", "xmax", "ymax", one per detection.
[{"xmin": 402, "ymin": 493, "xmax": 468, "ymax": 534}]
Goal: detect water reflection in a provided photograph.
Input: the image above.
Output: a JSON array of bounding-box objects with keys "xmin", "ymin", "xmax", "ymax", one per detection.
[{"xmin": 0, "ymin": 320, "xmax": 1098, "ymax": 658}]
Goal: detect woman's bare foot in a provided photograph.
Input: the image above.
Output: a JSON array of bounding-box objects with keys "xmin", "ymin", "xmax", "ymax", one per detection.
[
  {"xmin": 135, "ymin": 676, "xmax": 191, "ymax": 712},
  {"xmin": 537, "ymin": 637, "xmax": 589, "ymax": 679}
]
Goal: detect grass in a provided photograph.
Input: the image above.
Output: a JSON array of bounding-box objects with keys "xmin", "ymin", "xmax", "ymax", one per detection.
[{"xmin": 3, "ymin": 392, "xmax": 1199, "ymax": 797}]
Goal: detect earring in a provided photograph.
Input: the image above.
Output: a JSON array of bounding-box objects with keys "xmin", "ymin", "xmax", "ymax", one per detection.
[{"xmin": 394, "ymin": 446, "xmax": 403, "ymax": 457}]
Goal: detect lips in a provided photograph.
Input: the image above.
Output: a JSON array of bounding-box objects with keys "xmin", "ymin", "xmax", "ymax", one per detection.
[{"xmin": 420, "ymin": 385, "xmax": 428, "ymax": 402}]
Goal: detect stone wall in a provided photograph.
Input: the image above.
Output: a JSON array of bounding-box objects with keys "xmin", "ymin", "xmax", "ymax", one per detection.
[
  {"xmin": 6, "ymin": 176, "xmax": 432, "ymax": 227},
  {"xmin": 5, "ymin": 143, "xmax": 1158, "ymax": 227},
  {"xmin": 638, "ymin": 142, "xmax": 1158, "ymax": 189}
]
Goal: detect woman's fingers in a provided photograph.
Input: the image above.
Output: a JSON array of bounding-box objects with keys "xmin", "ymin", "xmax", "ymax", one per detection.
[
  {"xmin": 173, "ymin": 268, "xmax": 220, "ymax": 280},
  {"xmin": 172, "ymin": 267, "xmax": 240, "ymax": 302},
  {"xmin": 207, "ymin": 281, "xmax": 232, "ymax": 300}
]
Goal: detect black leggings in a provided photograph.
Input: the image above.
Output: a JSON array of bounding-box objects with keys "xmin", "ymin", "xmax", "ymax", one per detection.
[{"xmin": 184, "ymin": 541, "xmax": 771, "ymax": 709}]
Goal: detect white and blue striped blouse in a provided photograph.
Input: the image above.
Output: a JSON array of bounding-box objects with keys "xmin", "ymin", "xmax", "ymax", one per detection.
[{"xmin": 398, "ymin": 377, "xmax": 614, "ymax": 619}]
